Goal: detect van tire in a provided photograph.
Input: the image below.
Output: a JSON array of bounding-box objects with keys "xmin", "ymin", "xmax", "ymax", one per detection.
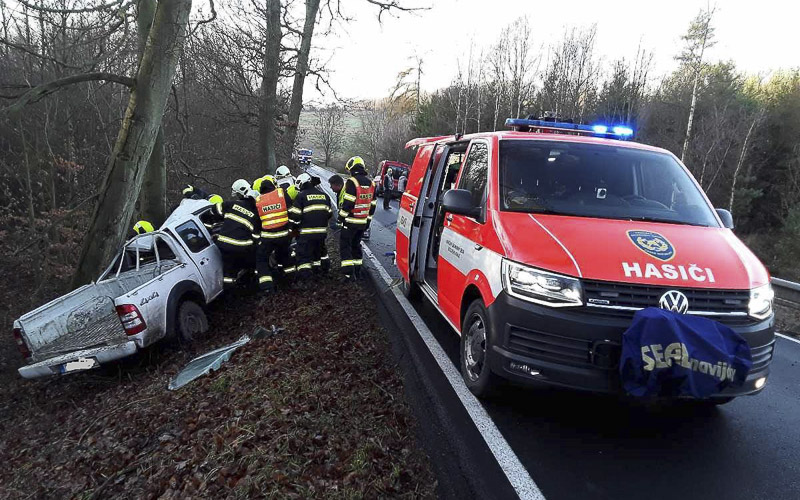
[
  {"xmin": 460, "ymin": 300, "xmax": 501, "ymax": 398},
  {"xmin": 176, "ymin": 300, "xmax": 208, "ymax": 343}
]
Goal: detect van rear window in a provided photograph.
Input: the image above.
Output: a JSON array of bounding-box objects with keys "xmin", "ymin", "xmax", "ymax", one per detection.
[{"xmin": 498, "ymin": 140, "xmax": 719, "ymax": 227}]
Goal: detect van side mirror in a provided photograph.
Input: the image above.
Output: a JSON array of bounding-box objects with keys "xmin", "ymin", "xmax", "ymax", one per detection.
[
  {"xmin": 716, "ymin": 208, "xmax": 734, "ymax": 229},
  {"xmin": 442, "ymin": 189, "xmax": 481, "ymax": 219}
]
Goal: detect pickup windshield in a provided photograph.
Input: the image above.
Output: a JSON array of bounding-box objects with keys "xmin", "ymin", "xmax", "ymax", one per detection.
[{"xmin": 499, "ymin": 139, "xmax": 719, "ymax": 227}]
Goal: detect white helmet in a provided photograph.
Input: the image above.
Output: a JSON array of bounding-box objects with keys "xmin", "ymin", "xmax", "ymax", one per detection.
[
  {"xmin": 231, "ymin": 179, "xmax": 251, "ymax": 198},
  {"xmin": 276, "ymin": 165, "xmax": 291, "ymax": 179},
  {"xmin": 295, "ymin": 172, "xmax": 312, "ymax": 189}
]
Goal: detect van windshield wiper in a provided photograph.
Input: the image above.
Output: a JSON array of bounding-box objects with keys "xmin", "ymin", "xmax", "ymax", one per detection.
[{"xmin": 626, "ymin": 216, "xmax": 710, "ymax": 227}]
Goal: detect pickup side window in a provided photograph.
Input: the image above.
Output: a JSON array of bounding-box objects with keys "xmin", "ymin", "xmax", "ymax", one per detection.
[
  {"xmin": 458, "ymin": 142, "xmax": 489, "ymax": 209},
  {"xmin": 176, "ymin": 220, "xmax": 211, "ymax": 253}
]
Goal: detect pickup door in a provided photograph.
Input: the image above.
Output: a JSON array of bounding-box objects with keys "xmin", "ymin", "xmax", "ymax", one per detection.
[{"xmin": 170, "ymin": 218, "xmax": 223, "ymax": 301}]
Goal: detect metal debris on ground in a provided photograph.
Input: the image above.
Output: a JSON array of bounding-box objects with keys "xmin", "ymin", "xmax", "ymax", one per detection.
[
  {"xmin": 168, "ymin": 326, "xmax": 287, "ymax": 390},
  {"xmin": 252, "ymin": 324, "xmax": 285, "ymax": 340},
  {"xmin": 168, "ymin": 335, "xmax": 251, "ymax": 390}
]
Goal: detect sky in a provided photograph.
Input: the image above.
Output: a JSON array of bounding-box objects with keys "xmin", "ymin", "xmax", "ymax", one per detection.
[{"xmin": 307, "ymin": 0, "xmax": 800, "ymax": 102}]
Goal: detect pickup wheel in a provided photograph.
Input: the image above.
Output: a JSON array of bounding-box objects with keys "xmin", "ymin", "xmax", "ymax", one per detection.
[
  {"xmin": 460, "ymin": 300, "xmax": 502, "ymax": 398},
  {"xmin": 176, "ymin": 300, "xmax": 208, "ymax": 343}
]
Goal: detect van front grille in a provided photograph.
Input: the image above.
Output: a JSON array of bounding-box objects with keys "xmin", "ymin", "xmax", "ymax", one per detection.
[{"xmin": 582, "ymin": 280, "xmax": 754, "ymax": 325}]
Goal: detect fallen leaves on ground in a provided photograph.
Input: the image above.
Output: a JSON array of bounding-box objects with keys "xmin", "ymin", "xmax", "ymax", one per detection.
[{"xmin": 0, "ymin": 240, "xmax": 436, "ymax": 499}]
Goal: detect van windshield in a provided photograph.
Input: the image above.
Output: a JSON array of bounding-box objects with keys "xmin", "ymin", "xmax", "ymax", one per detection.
[{"xmin": 499, "ymin": 139, "xmax": 719, "ymax": 227}]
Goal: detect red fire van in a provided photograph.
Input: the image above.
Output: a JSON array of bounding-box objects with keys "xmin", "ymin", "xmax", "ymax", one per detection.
[{"xmin": 395, "ymin": 119, "xmax": 775, "ymax": 402}]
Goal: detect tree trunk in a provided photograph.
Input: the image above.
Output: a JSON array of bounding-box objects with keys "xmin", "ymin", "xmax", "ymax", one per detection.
[
  {"xmin": 728, "ymin": 115, "xmax": 759, "ymax": 213},
  {"xmin": 72, "ymin": 0, "xmax": 193, "ymax": 287},
  {"xmin": 284, "ymin": 0, "xmax": 320, "ymax": 159},
  {"xmin": 258, "ymin": 0, "xmax": 281, "ymax": 174},
  {"xmin": 139, "ymin": 127, "xmax": 167, "ymax": 223},
  {"xmin": 136, "ymin": 0, "xmax": 167, "ymax": 226},
  {"xmin": 681, "ymin": 72, "xmax": 700, "ymax": 162}
]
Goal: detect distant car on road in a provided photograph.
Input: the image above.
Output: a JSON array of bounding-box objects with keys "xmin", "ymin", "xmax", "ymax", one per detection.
[
  {"xmin": 13, "ymin": 199, "xmax": 224, "ymax": 378},
  {"xmin": 297, "ymin": 148, "xmax": 313, "ymax": 166},
  {"xmin": 373, "ymin": 160, "xmax": 410, "ymax": 199}
]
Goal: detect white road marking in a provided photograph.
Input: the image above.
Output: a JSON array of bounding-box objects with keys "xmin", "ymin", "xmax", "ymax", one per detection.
[
  {"xmin": 362, "ymin": 244, "xmax": 545, "ymax": 500},
  {"xmin": 777, "ymin": 333, "xmax": 800, "ymax": 345}
]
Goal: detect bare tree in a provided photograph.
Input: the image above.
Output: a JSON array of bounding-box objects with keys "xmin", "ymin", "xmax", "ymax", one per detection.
[
  {"xmin": 258, "ymin": 0, "xmax": 281, "ymax": 173},
  {"xmin": 284, "ymin": 0, "xmax": 321, "ymax": 158},
  {"xmin": 313, "ymin": 105, "xmax": 346, "ymax": 168},
  {"xmin": 679, "ymin": 7, "xmax": 716, "ymax": 162},
  {"xmin": 137, "ymin": 0, "xmax": 167, "ymax": 225},
  {"xmin": 73, "ymin": 0, "xmax": 193, "ymax": 285}
]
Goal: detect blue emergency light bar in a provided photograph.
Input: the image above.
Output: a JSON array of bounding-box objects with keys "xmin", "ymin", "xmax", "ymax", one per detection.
[{"xmin": 505, "ymin": 118, "xmax": 634, "ymax": 140}]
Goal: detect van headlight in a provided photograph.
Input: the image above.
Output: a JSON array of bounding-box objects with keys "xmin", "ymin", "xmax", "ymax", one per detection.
[
  {"xmin": 748, "ymin": 283, "xmax": 774, "ymax": 320},
  {"xmin": 502, "ymin": 260, "xmax": 583, "ymax": 307}
]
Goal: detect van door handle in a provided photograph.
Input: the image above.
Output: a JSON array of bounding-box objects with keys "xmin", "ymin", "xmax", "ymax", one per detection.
[
  {"xmin": 200, "ymin": 258, "xmax": 209, "ymax": 266},
  {"xmin": 446, "ymin": 214, "xmax": 453, "ymax": 222}
]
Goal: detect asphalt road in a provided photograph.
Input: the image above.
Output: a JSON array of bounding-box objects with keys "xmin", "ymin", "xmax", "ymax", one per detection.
[{"xmin": 307, "ymin": 164, "xmax": 800, "ymax": 500}]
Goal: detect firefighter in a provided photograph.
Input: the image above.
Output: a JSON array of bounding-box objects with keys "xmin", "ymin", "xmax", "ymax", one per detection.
[
  {"xmin": 213, "ymin": 179, "xmax": 260, "ymax": 288},
  {"xmin": 182, "ymin": 184, "xmax": 209, "ymax": 200},
  {"xmin": 382, "ymin": 167, "xmax": 393, "ymax": 210},
  {"xmin": 288, "ymin": 173, "xmax": 332, "ymax": 280},
  {"xmin": 275, "ymin": 165, "xmax": 300, "ymax": 201},
  {"xmin": 339, "ymin": 156, "xmax": 376, "ymax": 280},
  {"xmin": 254, "ymin": 175, "xmax": 292, "ymax": 292},
  {"xmin": 132, "ymin": 220, "xmax": 154, "ymax": 235}
]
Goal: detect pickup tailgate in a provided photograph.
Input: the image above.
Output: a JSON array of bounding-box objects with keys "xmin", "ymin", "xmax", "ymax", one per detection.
[{"xmin": 16, "ymin": 286, "xmax": 129, "ymax": 364}]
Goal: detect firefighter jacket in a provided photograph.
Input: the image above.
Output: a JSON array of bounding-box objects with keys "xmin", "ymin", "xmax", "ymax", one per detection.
[
  {"xmin": 288, "ymin": 186, "xmax": 332, "ymax": 236},
  {"xmin": 256, "ymin": 186, "xmax": 291, "ymax": 239},
  {"xmin": 339, "ymin": 166, "xmax": 376, "ymax": 227},
  {"xmin": 214, "ymin": 198, "xmax": 260, "ymax": 247}
]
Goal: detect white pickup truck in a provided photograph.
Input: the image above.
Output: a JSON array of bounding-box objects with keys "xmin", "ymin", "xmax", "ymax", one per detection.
[{"xmin": 12, "ymin": 199, "xmax": 224, "ymax": 379}]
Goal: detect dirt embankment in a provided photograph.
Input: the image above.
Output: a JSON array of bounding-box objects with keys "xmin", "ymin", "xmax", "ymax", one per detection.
[{"xmin": 0, "ymin": 241, "xmax": 436, "ymax": 499}]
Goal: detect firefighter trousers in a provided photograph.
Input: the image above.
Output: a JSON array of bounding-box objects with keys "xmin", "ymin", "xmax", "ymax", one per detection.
[
  {"xmin": 296, "ymin": 234, "xmax": 326, "ymax": 280},
  {"xmin": 340, "ymin": 225, "xmax": 366, "ymax": 278},
  {"xmin": 217, "ymin": 242, "xmax": 256, "ymax": 288},
  {"xmin": 256, "ymin": 233, "xmax": 291, "ymax": 291}
]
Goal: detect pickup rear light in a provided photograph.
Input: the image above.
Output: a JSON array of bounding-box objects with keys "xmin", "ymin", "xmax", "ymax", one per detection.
[
  {"xmin": 13, "ymin": 328, "xmax": 31, "ymax": 359},
  {"xmin": 115, "ymin": 304, "xmax": 147, "ymax": 335}
]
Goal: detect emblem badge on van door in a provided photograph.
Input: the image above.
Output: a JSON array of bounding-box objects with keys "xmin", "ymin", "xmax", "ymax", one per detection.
[{"xmin": 659, "ymin": 290, "xmax": 689, "ymax": 314}]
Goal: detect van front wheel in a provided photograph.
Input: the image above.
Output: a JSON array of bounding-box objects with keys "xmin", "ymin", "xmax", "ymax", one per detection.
[{"xmin": 461, "ymin": 300, "xmax": 501, "ymax": 398}]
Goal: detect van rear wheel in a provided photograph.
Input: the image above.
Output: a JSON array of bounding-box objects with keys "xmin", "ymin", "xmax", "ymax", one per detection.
[
  {"xmin": 177, "ymin": 300, "xmax": 208, "ymax": 343},
  {"xmin": 460, "ymin": 300, "xmax": 501, "ymax": 398}
]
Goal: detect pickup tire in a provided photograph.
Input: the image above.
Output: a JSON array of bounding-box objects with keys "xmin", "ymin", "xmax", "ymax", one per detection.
[
  {"xmin": 176, "ymin": 300, "xmax": 208, "ymax": 343},
  {"xmin": 460, "ymin": 300, "xmax": 502, "ymax": 398}
]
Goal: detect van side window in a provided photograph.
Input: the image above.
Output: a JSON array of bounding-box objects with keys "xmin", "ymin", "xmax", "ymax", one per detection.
[{"xmin": 459, "ymin": 142, "xmax": 489, "ymax": 208}]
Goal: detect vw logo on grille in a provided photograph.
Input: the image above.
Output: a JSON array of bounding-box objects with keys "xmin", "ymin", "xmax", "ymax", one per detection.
[{"xmin": 659, "ymin": 290, "xmax": 689, "ymax": 314}]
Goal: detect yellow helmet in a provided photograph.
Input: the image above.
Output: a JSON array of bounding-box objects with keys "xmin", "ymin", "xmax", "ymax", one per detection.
[
  {"xmin": 345, "ymin": 156, "xmax": 365, "ymax": 172},
  {"xmin": 133, "ymin": 220, "xmax": 154, "ymax": 235},
  {"xmin": 253, "ymin": 175, "xmax": 277, "ymax": 193},
  {"xmin": 207, "ymin": 194, "xmax": 223, "ymax": 205}
]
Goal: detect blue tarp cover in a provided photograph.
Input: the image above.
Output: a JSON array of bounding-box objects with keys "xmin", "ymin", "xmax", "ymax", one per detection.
[{"xmin": 619, "ymin": 308, "xmax": 752, "ymax": 398}]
